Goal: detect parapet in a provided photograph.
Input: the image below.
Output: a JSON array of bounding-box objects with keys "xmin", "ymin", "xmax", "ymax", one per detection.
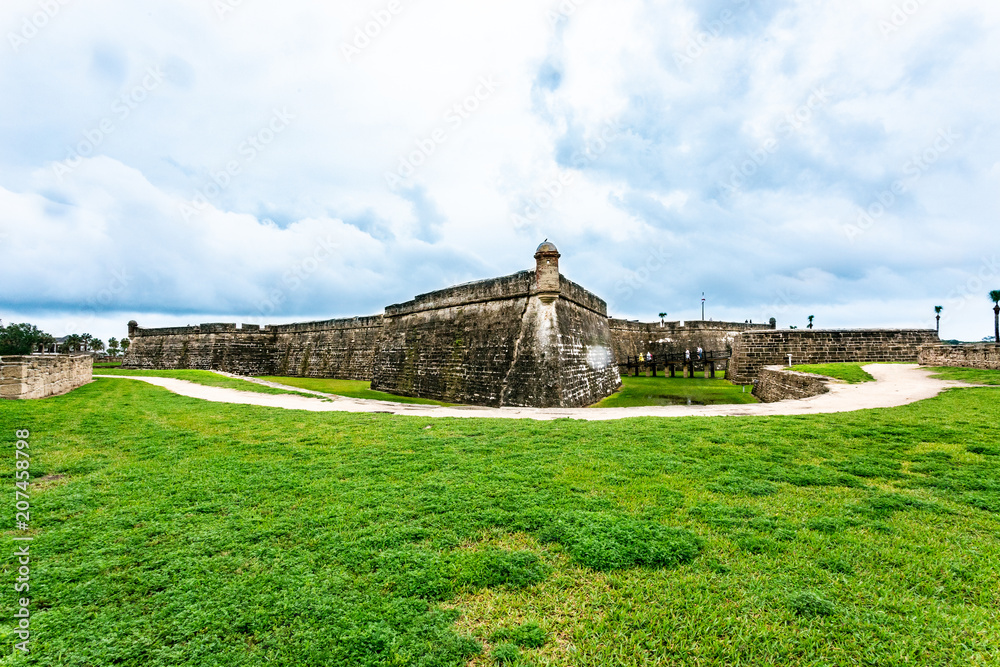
[{"xmin": 385, "ymin": 271, "xmax": 535, "ymax": 317}]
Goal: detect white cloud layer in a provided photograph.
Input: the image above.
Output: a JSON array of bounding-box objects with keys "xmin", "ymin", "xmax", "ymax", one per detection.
[{"xmin": 1, "ymin": 0, "xmax": 999, "ymax": 344}]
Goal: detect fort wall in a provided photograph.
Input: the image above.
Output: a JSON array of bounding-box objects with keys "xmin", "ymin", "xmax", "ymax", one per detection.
[
  {"xmin": 727, "ymin": 329, "xmax": 939, "ymax": 384},
  {"xmin": 123, "ymin": 316, "xmax": 383, "ymax": 380},
  {"xmin": 918, "ymin": 343, "xmax": 1000, "ymax": 370},
  {"xmin": 372, "ymin": 268, "xmax": 621, "ymax": 407},
  {"xmin": 0, "ymin": 355, "xmax": 93, "ymax": 400},
  {"xmin": 608, "ymin": 319, "xmax": 774, "ymax": 366}
]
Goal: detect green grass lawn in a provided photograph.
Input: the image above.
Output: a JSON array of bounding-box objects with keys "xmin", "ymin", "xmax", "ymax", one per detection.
[
  {"xmin": 2, "ymin": 380, "xmax": 998, "ymax": 666},
  {"xmin": 593, "ymin": 375, "xmax": 758, "ymax": 407},
  {"xmin": 92, "ymin": 362, "xmax": 123, "ymax": 369},
  {"xmin": 95, "ymin": 368, "xmax": 317, "ymax": 398},
  {"xmin": 927, "ymin": 366, "xmax": 1000, "ymax": 385},
  {"xmin": 258, "ymin": 377, "xmax": 454, "ymax": 406},
  {"xmin": 787, "ymin": 363, "xmax": 876, "ymax": 384}
]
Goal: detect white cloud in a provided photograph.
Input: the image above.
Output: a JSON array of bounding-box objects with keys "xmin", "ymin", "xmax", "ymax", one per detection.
[{"xmin": 1, "ymin": 0, "xmax": 999, "ymax": 343}]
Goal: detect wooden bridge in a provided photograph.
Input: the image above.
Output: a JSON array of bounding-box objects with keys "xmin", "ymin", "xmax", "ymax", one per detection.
[{"xmin": 620, "ymin": 351, "xmax": 731, "ymax": 379}]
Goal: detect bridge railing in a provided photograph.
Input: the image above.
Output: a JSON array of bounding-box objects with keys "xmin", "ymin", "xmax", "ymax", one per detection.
[{"xmin": 618, "ymin": 351, "xmax": 730, "ymax": 379}]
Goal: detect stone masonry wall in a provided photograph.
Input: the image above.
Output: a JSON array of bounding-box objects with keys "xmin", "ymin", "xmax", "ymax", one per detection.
[
  {"xmin": 609, "ymin": 319, "xmax": 774, "ymax": 368},
  {"xmin": 727, "ymin": 329, "xmax": 939, "ymax": 384},
  {"xmin": 752, "ymin": 366, "xmax": 830, "ymax": 403},
  {"xmin": 123, "ymin": 317, "xmax": 383, "ymax": 380},
  {"xmin": 0, "ymin": 355, "xmax": 93, "ymax": 400},
  {"xmin": 373, "ymin": 271, "xmax": 621, "ymax": 407},
  {"xmin": 918, "ymin": 343, "xmax": 1000, "ymax": 370}
]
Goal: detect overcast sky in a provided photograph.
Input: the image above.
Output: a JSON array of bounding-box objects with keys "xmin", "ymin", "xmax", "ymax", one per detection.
[{"xmin": 1, "ymin": 0, "xmax": 998, "ymax": 344}]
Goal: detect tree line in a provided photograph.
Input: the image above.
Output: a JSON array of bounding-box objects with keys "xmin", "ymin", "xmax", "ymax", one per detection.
[{"xmin": 0, "ymin": 322, "xmax": 130, "ymax": 357}]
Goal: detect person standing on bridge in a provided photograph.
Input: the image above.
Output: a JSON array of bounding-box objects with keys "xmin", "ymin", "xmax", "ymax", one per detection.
[{"xmin": 697, "ymin": 346, "xmax": 703, "ymax": 360}]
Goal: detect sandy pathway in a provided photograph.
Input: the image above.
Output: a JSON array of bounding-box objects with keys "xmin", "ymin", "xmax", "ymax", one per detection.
[{"xmin": 94, "ymin": 364, "xmax": 986, "ymax": 421}]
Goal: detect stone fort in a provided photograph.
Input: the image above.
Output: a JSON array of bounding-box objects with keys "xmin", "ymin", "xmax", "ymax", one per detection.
[{"xmin": 124, "ymin": 242, "xmax": 938, "ymax": 407}]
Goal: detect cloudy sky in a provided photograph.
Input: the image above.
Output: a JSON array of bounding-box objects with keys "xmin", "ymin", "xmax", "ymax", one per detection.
[{"xmin": 1, "ymin": 0, "xmax": 998, "ymax": 344}]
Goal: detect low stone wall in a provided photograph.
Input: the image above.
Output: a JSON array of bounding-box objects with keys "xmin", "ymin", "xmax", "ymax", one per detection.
[
  {"xmin": 728, "ymin": 329, "xmax": 938, "ymax": 384},
  {"xmin": 918, "ymin": 343, "xmax": 1000, "ymax": 370},
  {"xmin": 0, "ymin": 355, "xmax": 93, "ymax": 400},
  {"xmin": 752, "ymin": 366, "xmax": 830, "ymax": 403}
]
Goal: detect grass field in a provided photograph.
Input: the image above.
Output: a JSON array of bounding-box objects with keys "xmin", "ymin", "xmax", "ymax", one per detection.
[
  {"xmin": 787, "ymin": 363, "xmax": 876, "ymax": 384},
  {"xmin": 94, "ymin": 368, "xmax": 317, "ymax": 398},
  {"xmin": 927, "ymin": 366, "xmax": 1000, "ymax": 385},
  {"xmin": 258, "ymin": 377, "xmax": 454, "ymax": 406},
  {"xmin": 1, "ymin": 379, "xmax": 999, "ymax": 666},
  {"xmin": 593, "ymin": 376, "xmax": 758, "ymax": 407}
]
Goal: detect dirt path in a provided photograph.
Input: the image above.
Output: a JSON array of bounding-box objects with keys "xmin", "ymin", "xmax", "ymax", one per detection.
[{"xmin": 95, "ymin": 365, "xmax": 983, "ymax": 421}]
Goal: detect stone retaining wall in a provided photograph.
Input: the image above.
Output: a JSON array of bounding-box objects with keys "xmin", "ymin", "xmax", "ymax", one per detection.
[
  {"xmin": 918, "ymin": 343, "xmax": 1000, "ymax": 370},
  {"xmin": 752, "ymin": 366, "xmax": 830, "ymax": 403},
  {"xmin": 727, "ymin": 329, "xmax": 938, "ymax": 384},
  {"xmin": 0, "ymin": 355, "xmax": 93, "ymax": 400}
]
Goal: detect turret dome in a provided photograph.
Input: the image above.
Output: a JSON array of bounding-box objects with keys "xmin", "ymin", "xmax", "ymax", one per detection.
[{"xmin": 535, "ymin": 239, "xmax": 559, "ymax": 255}]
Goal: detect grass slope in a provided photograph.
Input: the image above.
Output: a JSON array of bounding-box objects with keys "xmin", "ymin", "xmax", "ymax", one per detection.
[
  {"xmin": 787, "ymin": 363, "xmax": 876, "ymax": 384},
  {"xmin": 258, "ymin": 377, "xmax": 454, "ymax": 406},
  {"xmin": 927, "ymin": 366, "xmax": 1000, "ymax": 385},
  {"xmin": 1, "ymin": 380, "xmax": 999, "ymax": 666},
  {"xmin": 95, "ymin": 369, "xmax": 316, "ymax": 398},
  {"xmin": 593, "ymin": 376, "xmax": 758, "ymax": 408}
]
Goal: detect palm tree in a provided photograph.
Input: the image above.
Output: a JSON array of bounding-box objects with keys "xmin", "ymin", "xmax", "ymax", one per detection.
[
  {"xmin": 658, "ymin": 312, "xmax": 667, "ymax": 326},
  {"xmin": 108, "ymin": 337, "xmax": 120, "ymax": 358},
  {"xmin": 991, "ymin": 291, "xmax": 1000, "ymax": 343},
  {"xmin": 61, "ymin": 334, "xmax": 83, "ymax": 353},
  {"xmin": 807, "ymin": 315, "xmax": 815, "ymax": 329},
  {"xmin": 934, "ymin": 306, "xmax": 943, "ymax": 336}
]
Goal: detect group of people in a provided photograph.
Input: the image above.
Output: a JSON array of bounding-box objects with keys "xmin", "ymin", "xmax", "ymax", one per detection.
[{"xmin": 643, "ymin": 347, "xmax": 704, "ymax": 363}]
